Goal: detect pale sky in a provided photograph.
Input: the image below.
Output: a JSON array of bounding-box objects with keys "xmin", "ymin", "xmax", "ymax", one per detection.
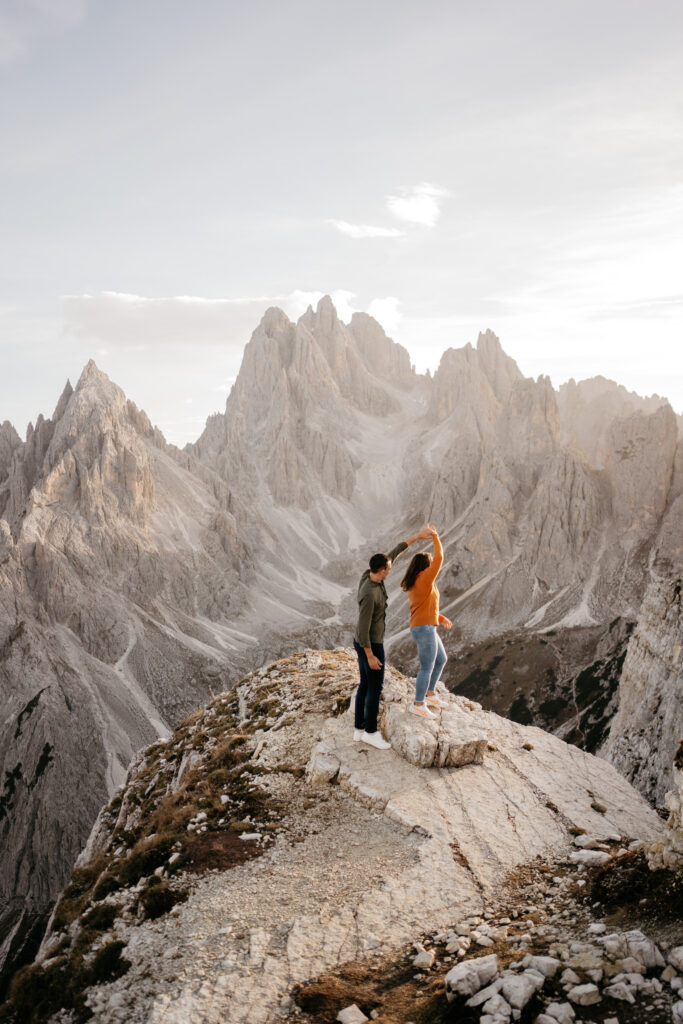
[{"xmin": 1, "ymin": 0, "xmax": 682, "ymax": 445}]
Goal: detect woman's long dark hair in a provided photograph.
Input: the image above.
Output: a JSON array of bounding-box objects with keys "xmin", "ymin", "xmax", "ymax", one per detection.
[{"xmin": 400, "ymin": 551, "xmax": 431, "ymax": 591}]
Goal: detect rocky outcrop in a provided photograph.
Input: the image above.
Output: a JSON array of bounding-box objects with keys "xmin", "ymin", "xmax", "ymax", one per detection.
[
  {"xmin": 647, "ymin": 742, "xmax": 683, "ymax": 873},
  {"xmin": 8, "ymin": 651, "xmax": 663, "ymax": 1024},
  {"xmin": 601, "ymin": 578, "xmax": 683, "ymax": 806}
]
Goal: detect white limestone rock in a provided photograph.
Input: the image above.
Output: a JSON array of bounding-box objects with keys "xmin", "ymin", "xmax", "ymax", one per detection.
[
  {"xmin": 500, "ymin": 972, "xmax": 540, "ymax": 1009},
  {"xmin": 544, "ymin": 1002, "xmax": 575, "ymax": 1023},
  {"xmin": 568, "ymin": 850, "xmax": 610, "ymax": 867},
  {"xmin": 522, "ymin": 954, "xmax": 561, "ymax": 978},
  {"xmin": 466, "ymin": 979, "xmax": 504, "ymax": 1007},
  {"xmin": 603, "ymin": 981, "xmax": 635, "ymax": 1003},
  {"xmin": 481, "ymin": 992, "xmax": 512, "ymax": 1017},
  {"xmin": 337, "ymin": 1005, "xmax": 368, "ymax": 1024},
  {"xmin": 567, "ymin": 983, "xmax": 601, "ymax": 1005},
  {"xmin": 412, "ymin": 949, "xmax": 435, "ymax": 970},
  {"xmin": 306, "ymin": 742, "xmax": 341, "ymax": 785},
  {"xmin": 445, "ymin": 954, "xmax": 499, "ymax": 999},
  {"xmin": 573, "ymin": 835, "xmax": 601, "ymax": 849},
  {"xmin": 382, "ymin": 699, "xmax": 487, "ymax": 769}
]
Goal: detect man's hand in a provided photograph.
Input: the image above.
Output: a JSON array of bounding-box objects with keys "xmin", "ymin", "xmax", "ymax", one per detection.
[
  {"xmin": 441, "ymin": 616, "xmax": 452, "ymax": 630},
  {"xmin": 417, "ymin": 526, "xmax": 432, "ymax": 540},
  {"xmin": 427, "ymin": 523, "xmax": 438, "ymax": 536},
  {"xmin": 366, "ymin": 652, "xmax": 383, "ymax": 671}
]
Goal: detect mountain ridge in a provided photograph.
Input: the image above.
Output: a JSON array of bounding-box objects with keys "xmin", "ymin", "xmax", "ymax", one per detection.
[{"xmin": 1, "ymin": 296, "xmax": 681, "ymax": 994}]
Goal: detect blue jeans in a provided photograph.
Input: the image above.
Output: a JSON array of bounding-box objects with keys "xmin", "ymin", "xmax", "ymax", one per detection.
[{"xmin": 410, "ymin": 625, "xmax": 447, "ymax": 703}]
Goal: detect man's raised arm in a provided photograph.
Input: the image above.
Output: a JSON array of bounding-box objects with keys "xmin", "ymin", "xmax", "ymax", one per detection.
[{"xmin": 386, "ymin": 526, "xmax": 432, "ymax": 564}]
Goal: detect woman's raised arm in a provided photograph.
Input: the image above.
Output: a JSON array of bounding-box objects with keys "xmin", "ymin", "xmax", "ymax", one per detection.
[{"xmin": 421, "ymin": 528, "xmax": 443, "ymax": 584}]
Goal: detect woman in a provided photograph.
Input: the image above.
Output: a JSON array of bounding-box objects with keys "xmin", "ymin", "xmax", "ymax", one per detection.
[{"xmin": 400, "ymin": 524, "xmax": 452, "ymax": 718}]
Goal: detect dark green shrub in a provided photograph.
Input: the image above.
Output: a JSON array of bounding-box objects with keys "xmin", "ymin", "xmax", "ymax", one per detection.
[
  {"xmin": 89, "ymin": 940, "xmax": 130, "ymax": 984},
  {"xmin": 139, "ymin": 883, "xmax": 188, "ymax": 921},
  {"xmin": 207, "ymin": 768, "xmax": 228, "ymax": 788},
  {"xmin": 117, "ymin": 835, "xmax": 175, "ymax": 886},
  {"xmin": 92, "ymin": 872, "xmax": 120, "ymax": 902},
  {"xmin": 81, "ymin": 903, "xmax": 118, "ymax": 932}
]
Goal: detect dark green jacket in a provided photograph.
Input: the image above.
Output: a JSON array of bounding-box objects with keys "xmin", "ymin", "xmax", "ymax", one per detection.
[{"xmin": 354, "ymin": 541, "xmax": 408, "ymax": 647}]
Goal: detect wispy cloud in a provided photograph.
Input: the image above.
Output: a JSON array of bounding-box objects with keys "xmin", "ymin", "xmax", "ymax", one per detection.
[
  {"xmin": 327, "ymin": 219, "xmax": 405, "ymax": 239},
  {"xmin": 386, "ymin": 183, "xmax": 450, "ymax": 227}
]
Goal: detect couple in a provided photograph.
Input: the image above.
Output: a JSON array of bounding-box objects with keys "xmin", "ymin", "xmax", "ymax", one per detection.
[{"xmin": 352, "ymin": 525, "xmax": 452, "ymax": 750}]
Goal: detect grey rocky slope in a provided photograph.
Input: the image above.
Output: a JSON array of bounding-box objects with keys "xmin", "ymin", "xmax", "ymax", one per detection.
[
  {"xmin": 601, "ymin": 578, "xmax": 683, "ymax": 806},
  {"xmin": 1, "ymin": 297, "xmax": 681, "ymax": 991},
  {"xmin": 5, "ymin": 650, "xmax": 671, "ymax": 1024}
]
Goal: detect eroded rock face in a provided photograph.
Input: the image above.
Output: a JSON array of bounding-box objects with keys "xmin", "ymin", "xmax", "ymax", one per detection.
[
  {"xmin": 601, "ymin": 578, "xmax": 683, "ymax": 806},
  {"xmin": 647, "ymin": 743, "xmax": 683, "ymax": 874}
]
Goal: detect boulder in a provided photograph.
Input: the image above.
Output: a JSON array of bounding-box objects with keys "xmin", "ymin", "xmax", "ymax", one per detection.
[
  {"xmin": 567, "ymin": 983, "xmax": 601, "ymax": 1005},
  {"xmin": 336, "ymin": 1006, "xmax": 368, "ymax": 1024},
  {"xmin": 500, "ymin": 972, "xmax": 540, "ymax": 1009},
  {"xmin": 382, "ymin": 702, "xmax": 487, "ymax": 769},
  {"xmin": 568, "ymin": 850, "xmax": 610, "ymax": 867},
  {"xmin": 544, "ymin": 1002, "xmax": 575, "ymax": 1023},
  {"xmin": 445, "ymin": 954, "xmax": 499, "ymax": 999}
]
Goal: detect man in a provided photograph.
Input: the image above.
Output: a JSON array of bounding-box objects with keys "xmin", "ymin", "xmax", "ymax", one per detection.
[{"xmin": 353, "ymin": 527, "xmax": 432, "ymax": 749}]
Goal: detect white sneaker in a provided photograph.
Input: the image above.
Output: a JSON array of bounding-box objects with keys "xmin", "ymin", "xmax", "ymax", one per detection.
[
  {"xmin": 426, "ymin": 694, "xmax": 446, "ymax": 710},
  {"xmin": 353, "ymin": 728, "xmax": 364, "ymax": 742},
  {"xmin": 409, "ymin": 703, "xmax": 436, "ymax": 719},
  {"xmin": 362, "ymin": 731, "xmax": 392, "ymax": 750}
]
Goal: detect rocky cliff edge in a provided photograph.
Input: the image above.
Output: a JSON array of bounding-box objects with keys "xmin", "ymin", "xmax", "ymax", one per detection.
[{"xmin": 4, "ymin": 650, "xmax": 666, "ymax": 1024}]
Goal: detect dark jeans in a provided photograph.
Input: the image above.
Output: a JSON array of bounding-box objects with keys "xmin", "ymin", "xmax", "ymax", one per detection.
[{"xmin": 353, "ymin": 640, "xmax": 385, "ymax": 734}]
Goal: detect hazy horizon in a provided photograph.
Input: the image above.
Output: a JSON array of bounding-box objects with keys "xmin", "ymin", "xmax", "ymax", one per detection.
[{"xmin": 4, "ymin": 300, "xmax": 680, "ymax": 450}]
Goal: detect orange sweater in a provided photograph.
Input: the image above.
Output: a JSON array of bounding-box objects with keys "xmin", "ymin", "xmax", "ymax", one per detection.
[{"xmin": 407, "ymin": 534, "xmax": 447, "ymax": 627}]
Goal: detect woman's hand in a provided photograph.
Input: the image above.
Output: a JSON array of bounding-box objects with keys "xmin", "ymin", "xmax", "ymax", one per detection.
[
  {"xmin": 427, "ymin": 523, "xmax": 438, "ymax": 536},
  {"xmin": 441, "ymin": 616, "xmax": 452, "ymax": 629}
]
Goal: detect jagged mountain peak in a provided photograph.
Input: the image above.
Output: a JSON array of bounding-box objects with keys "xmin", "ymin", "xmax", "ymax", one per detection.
[
  {"xmin": 476, "ymin": 327, "xmax": 502, "ymax": 351},
  {"xmin": 298, "ymin": 293, "xmax": 340, "ymax": 333},
  {"xmin": 256, "ymin": 305, "xmax": 293, "ymax": 336},
  {"xmin": 430, "ymin": 335, "xmax": 520, "ymax": 424},
  {"xmin": 0, "ymin": 419, "xmax": 21, "ymax": 447},
  {"xmin": 75, "ymin": 358, "xmax": 124, "ymax": 400},
  {"xmin": 51, "ymin": 380, "xmax": 74, "ymax": 423}
]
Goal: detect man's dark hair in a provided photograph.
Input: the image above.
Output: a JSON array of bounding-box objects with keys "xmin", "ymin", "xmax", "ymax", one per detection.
[{"xmin": 369, "ymin": 553, "xmax": 389, "ymax": 573}]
